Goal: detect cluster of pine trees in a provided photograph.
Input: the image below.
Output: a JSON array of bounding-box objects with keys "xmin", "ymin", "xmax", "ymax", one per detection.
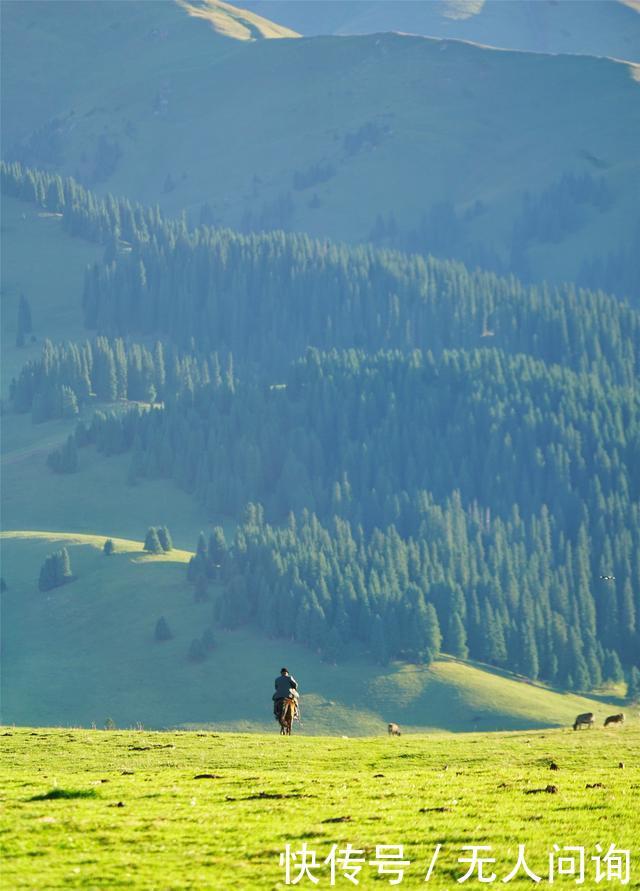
[
  {"xmin": 47, "ymin": 434, "xmax": 78, "ymax": 474},
  {"xmin": 1, "ymin": 160, "xmax": 170, "ymax": 248},
  {"xmin": 512, "ymin": 172, "xmax": 613, "ymax": 250},
  {"xmin": 201, "ymin": 504, "xmax": 631, "ymax": 688},
  {"xmin": 78, "ymin": 221, "xmax": 639, "ymax": 379},
  {"xmin": 10, "ymin": 336, "xmax": 233, "ymax": 423},
  {"xmin": 154, "ymin": 614, "xmax": 216, "ymax": 664},
  {"xmin": 143, "ymin": 526, "xmax": 173, "ymax": 553},
  {"xmin": 38, "ymin": 548, "xmax": 74, "ymax": 591}
]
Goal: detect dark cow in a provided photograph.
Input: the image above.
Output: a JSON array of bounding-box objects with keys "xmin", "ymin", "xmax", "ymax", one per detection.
[
  {"xmin": 604, "ymin": 713, "xmax": 625, "ymax": 727},
  {"xmin": 388, "ymin": 723, "xmax": 401, "ymax": 736},
  {"xmin": 573, "ymin": 712, "xmax": 594, "ymax": 731}
]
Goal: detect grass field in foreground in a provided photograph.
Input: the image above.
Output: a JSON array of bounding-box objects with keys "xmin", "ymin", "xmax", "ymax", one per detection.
[
  {"xmin": 0, "ymin": 531, "xmax": 626, "ymax": 735},
  {"xmin": 0, "ymin": 726, "xmax": 638, "ymax": 889}
]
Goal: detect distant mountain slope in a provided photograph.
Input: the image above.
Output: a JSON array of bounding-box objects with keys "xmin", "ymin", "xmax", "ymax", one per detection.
[
  {"xmin": 3, "ymin": 5, "xmax": 639, "ymax": 294},
  {"xmin": 237, "ymin": 0, "xmax": 640, "ymax": 61},
  {"xmin": 0, "ymin": 0, "xmax": 297, "ymax": 149},
  {"xmin": 180, "ymin": 0, "xmax": 299, "ymax": 40},
  {"xmin": 0, "ymin": 531, "xmax": 620, "ymax": 732}
]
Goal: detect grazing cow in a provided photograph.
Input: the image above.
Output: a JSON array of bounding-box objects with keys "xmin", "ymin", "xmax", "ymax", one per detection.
[
  {"xmin": 604, "ymin": 713, "xmax": 625, "ymax": 727},
  {"xmin": 388, "ymin": 723, "xmax": 401, "ymax": 736},
  {"xmin": 573, "ymin": 712, "xmax": 594, "ymax": 731}
]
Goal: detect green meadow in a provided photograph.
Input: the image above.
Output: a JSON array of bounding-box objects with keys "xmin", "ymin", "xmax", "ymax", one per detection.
[
  {"xmin": 1, "ymin": 726, "xmax": 638, "ymax": 889},
  {"xmin": 0, "ymin": 531, "xmax": 625, "ymax": 734}
]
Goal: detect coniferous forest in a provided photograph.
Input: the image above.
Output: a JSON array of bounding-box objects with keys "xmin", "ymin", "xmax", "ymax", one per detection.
[{"xmin": 2, "ymin": 159, "xmax": 639, "ymax": 693}]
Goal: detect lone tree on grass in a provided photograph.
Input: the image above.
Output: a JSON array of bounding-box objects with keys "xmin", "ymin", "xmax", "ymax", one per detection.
[
  {"xmin": 143, "ymin": 527, "xmax": 163, "ymax": 554},
  {"xmin": 38, "ymin": 547, "xmax": 74, "ymax": 591},
  {"xmin": 188, "ymin": 638, "xmax": 206, "ymax": 662},
  {"xmin": 157, "ymin": 526, "xmax": 173, "ymax": 552},
  {"xmin": 155, "ymin": 616, "xmax": 173, "ymax": 642},
  {"xmin": 103, "ymin": 538, "xmax": 115, "ymax": 557}
]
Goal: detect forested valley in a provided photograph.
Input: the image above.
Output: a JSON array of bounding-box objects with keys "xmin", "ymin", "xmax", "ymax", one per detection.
[{"xmin": 3, "ymin": 160, "xmax": 639, "ymax": 696}]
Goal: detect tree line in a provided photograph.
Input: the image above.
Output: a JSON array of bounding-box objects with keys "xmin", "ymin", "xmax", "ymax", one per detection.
[
  {"xmin": 2, "ymin": 161, "xmax": 637, "ymax": 383},
  {"xmin": 188, "ymin": 502, "xmax": 634, "ymax": 692},
  {"xmin": 80, "ymin": 348, "xmax": 639, "ymax": 683},
  {"xmin": 10, "ymin": 336, "xmax": 233, "ymax": 423}
]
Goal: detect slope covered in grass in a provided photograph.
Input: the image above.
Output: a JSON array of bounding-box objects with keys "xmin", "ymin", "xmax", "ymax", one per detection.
[
  {"xmin": 0, "ymin": 196, "xmax": 101, "ymax": 393},
  {"xmin": 1, "ymin": 726, "xmax": 638, "ymax": 889},
  {"xmin": 0, "ymin": 532, "xmax": 621, "ymax": 734},
  {"xmin": 0, "ymin": 0, "xmax": 296, "ymax": 149},
  {"xmin": 3, "ymin": 3, "xmax": 638, "ymax": 290},
  {"xmin": 1, "ymin": 423, "xmax": 213, "ymax": 549}
]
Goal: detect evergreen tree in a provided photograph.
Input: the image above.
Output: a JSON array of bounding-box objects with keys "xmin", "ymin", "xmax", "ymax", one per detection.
[
  {"xmin": 143, "ymin": 527, "xmax": 163, "ymax": 554},
  {"xmin": 103, "ymin": 538, "xmax": 115, "ymax": 557},
  {"xmin": 208, "ymin": 526, "xmax": 227, "ymax": 576},
  {"xmin": 628, "ymin": 666, "xmax": 640, "ymax": 702},
  {"xmin": 446, "ymin": 611, "xmax": 469, "ymax": 659},
  {"xmin": 188, "ymin": 638, "xmax": 206, "ymax": 662},
  {"xmin": 58, "ymin": 547, "xmax": 72, "ymax": 583},
  {"xmin": 157, "ymin": 526, "xmax": 173, "ymax": 552},
  {"xmin": 423, "ymin": 603, "xmax": 442, "ymax": 664},
  {"xmin": 60, "ymin": 386, "xmax": 79, "ymax": 419},
  {"xmin": 155, "ymin": 616, "xmax": 173, "ymax": 641},
  {"xmin": 603, "ymin": 649, "xmax": 624, "ymax": 683},
  {"xmin": 38, "ymin": 548, "xmax": 73, "ymax": 591}
]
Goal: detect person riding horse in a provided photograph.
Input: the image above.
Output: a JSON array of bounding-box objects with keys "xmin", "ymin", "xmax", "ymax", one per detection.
[{"xmin": 273, "ymin": 667, "xmax": 298, "ymax": 720}]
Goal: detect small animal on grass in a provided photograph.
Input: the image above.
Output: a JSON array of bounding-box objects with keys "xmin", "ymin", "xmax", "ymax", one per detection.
[
  {"xmin": 573, "ymin": 712, "xmax": 594, "ymax": 731},
  {"xmin": 604, "ymin": 713, "xmax": 625, "ymax": 727},
  {"xmin": 388, "ymin": 723, "xmax": 401, "ymax": 736}
]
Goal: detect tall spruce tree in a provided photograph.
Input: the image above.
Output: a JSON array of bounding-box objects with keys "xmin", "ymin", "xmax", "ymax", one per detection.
[
  {"xmin": 143, "ymin": 527, "xmax": 163, "ymax": 554},
  {"xmin": 157, "ymin": 526, "xmax": 173, "ymax": 552}
]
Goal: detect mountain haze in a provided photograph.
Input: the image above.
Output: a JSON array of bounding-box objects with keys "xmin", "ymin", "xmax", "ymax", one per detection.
[
  {"xmin": 2, "ymin": 1, "xmax": 639, "ymax": 295},
  {"xmin": 238, "ymin": 0, "xmax": 640, "ymax": 61}
]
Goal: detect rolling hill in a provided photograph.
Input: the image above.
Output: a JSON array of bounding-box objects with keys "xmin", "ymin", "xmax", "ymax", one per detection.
[
  {"xmin": 238, "ymin": 0, "xmax": 640, "ymax": 61},
  {"xmin": 2, "ymin": 1, "xmax": 639, "ymax": 294},
  {"xmin": 0, "ymin": 531, "xmax": 623, "ymax": 733}
]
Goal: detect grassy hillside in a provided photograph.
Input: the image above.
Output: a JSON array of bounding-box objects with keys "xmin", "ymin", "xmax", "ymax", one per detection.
[
  {"xmin": 0, "ymin": 194, "xmax": 214, "ymax": 548},
  {"xmin": 238, "ymin": 0, "xmax": 640, "ymax": 61},
  {"xmin": 0, "ymin": 0, "xmax": 296, "ymax": 149},
  {"xmin": 3, "ymin": 3, "xmax": 639, "ymax": 290},
  {"xmin": 1, "ymin": 726, "xmax": 638, "ymax": 888},
  {"xmin": 0, "ymin": 196, "xmax": 101, "ymax": 393},
  {"xmin": 0, "ymin": 531, "xmax": 624, "ymax": 734}
]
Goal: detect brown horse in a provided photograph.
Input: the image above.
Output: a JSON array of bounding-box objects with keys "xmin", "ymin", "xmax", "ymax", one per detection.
[{"xmin": 279, "ymin": 698, "xmax": 296, "ymax": 735}]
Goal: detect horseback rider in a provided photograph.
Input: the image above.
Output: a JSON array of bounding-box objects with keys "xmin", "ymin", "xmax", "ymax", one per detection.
[{"xmin": 273, "ymin": 667, "xmax": 299, "ymax": 719}]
